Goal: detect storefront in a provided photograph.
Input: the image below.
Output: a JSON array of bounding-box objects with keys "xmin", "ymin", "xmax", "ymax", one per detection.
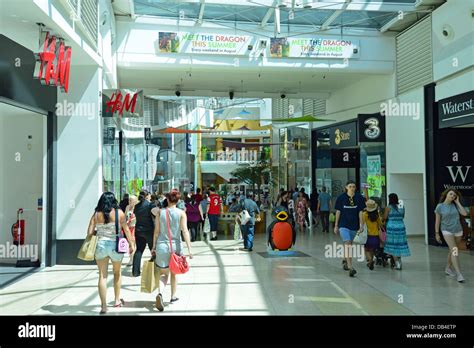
[
  {"xmin": 426, "ymin": 86, "xmax": 473, "ymax": 248},
  {"xmin": 0, "ymin": 34, "xmax": 58, "ymax": 270},
  {"xmin": 311, "ymin": 112, "xmax": 386, "ymax": 206}
]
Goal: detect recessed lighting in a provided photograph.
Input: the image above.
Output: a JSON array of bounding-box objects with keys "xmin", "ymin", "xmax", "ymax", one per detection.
[
  {"xmin": 10, "ymin": 14, "xmax": 18, "ymax": 18},
  {"xmin": 21, "ymin": 20, "xmax": 29, "ymax": 23}
]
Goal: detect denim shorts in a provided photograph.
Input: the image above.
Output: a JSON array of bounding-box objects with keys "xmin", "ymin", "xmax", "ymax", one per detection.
[
  {"xmin": 340, "ymin": 227, "xmax": 357, "ymax": 243},
  {"xmin": 95, "ymin": 239, "xmax": 124, "ymax": 263}
]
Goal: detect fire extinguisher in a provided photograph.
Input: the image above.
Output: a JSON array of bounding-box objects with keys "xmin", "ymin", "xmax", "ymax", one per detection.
[{"xmin": 11, "ymin": 208, "xmax": 25, "ymax": 246}]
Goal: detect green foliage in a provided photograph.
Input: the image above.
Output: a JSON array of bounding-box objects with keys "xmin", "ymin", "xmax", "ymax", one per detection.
[{"xmin": 230, "ymin": 159, "xmax": 277, "ymax": 188}]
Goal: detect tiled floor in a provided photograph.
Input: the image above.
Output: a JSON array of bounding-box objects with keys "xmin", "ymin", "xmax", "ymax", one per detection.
[{"xmin": 1, "ymin": 227, "xmax": 473, "ymax": 315}]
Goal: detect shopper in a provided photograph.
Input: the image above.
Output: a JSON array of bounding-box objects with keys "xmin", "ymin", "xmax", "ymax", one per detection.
[
  {"xmin": 229, "ymin": 198, "xmax": 241, "ymax": 213},
  {"xmin": 151, "ymin": 189, "xmax": 193, "ymax": 311},
  {"xmin": 362, "ymin": 199, "xmax": 383, "ymax": 270},
  {"xmin": 240, "ymin": 192, "xmax": 261, "ymax": 252},
  {"xmin": 334, "ymin": 180, "xmax": 366, "ymax": 277},
  {"xmin": 310, "ymin": 188, "xmax": 319, "ymax": 228},
  {"xmin": 383, "ymin": 193, "xmax": 410, "ymax": 270},
  {"xmin": 318, "ymin": 186, "xmax": 332, "ymax": 233},
  {"xmin": 119, "ymin": 193, "xmax": 129, "ymax": 213},
  {"xmin": 207, "ymin": 187, "xmax": 222, "ymax": 241},
  {"xmin": 292, "ymin": 187, "xmax": 299, "ymax": 202},
  {"xmin": 198, "ymin": 193, "xmax": 208, "ymax": 240},
  {"xmin": 296, "ymin": 191, "xmax": 308, "ymax": 233},
  {"xmin": 132, "ymin": 190, "xmax": 157, "ymax": 277},
  {"xmin": 435, "ymin": 188, "xmax": 468, "ymax": 283},
  {"xmin": 185, "ymin": 195, "xmax": 201, "ymax": 242},
  {"xmin": 124, "ymin": 195, "xmax": 138, "ymax": 266},
  {"xmin": 195, "ymin": 188, "xmax": 203, "ymax": 204},
  {"xmin": 85, "ymin": 192, "xmax": 136, "ymax": 314}
]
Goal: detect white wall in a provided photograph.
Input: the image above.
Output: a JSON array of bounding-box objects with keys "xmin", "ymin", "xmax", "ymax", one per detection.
[
  {"xmin": 55, "ymin": 66, "xmax": 102, "ymax": 240},
  {"xmin": 388, "ymin": 174, "xmax": 425, "ymax": 236},
  {"xmin": 320, "ymin": 74, "xmax": 396, "ymax": 127},
  {"xmin": 385, "ymin": 87, "xmax": 426, "ymax": 236},
  {"xmin": 0, "ymin": 103, "xmax": 45, "ymax": 263},
  {"xmin": 435, "ymin": 67, "xmax": 474, "ymax": 101},
  {"xmin": 432, "ymin": 0, "xmax": 474, "ymax": 83}
]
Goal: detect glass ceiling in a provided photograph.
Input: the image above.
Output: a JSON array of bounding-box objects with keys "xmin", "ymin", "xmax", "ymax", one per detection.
[{"xmin": 133, "ymin": 0, "xmax": 418, "ymax": 30}]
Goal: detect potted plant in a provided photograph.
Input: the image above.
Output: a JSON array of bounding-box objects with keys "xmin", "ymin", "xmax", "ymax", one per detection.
[{"xmin": 201, "ymin": 145, "xmax": 208, "ymax": 161}]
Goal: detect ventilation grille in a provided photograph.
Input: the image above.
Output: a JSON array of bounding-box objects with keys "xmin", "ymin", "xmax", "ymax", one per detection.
[{"xmin": 396, "ymin": 15, "xmax": 432, "ymax": 95}]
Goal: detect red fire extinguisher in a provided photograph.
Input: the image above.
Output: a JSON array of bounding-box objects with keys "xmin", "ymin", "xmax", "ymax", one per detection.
[{"xmin": 11, "ymin": 208, "xmax": 25, "ymax": 246}]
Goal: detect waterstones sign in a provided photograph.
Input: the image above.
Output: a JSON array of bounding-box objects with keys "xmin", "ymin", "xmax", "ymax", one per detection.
[
  {"xmin": 269, "ymin": 37, "xmax": 359, "ymax": 59},
  {"xmin": 158, "ymin": 32, "xmax": 252, "ymax": 56},
  {"xmin": 438, "ymin": 90, "xmax": 474, "ymax": 128}
]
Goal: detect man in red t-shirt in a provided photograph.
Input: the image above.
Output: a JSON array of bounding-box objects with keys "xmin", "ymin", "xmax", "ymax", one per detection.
[{"xmin": 207, "ymin": 187, "xmax": 222, "ymax": 241}]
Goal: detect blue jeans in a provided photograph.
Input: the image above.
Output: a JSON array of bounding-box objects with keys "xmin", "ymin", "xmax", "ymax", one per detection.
[{"xmin": 241, "ymin": 223, "xmax": 255, "ymax": 249}]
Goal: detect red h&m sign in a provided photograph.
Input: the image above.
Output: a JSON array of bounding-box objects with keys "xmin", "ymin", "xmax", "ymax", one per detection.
[
  {"xmin": 102, "ymin": 89, "xmax": 144, "ymax": 117},
  {"xmin": 106, "ymin": 91, "xmax": 138, "ymax": 116},
  {"xmin": 34, "ymin": 31, "xmax": 72, "ymax": 93}
]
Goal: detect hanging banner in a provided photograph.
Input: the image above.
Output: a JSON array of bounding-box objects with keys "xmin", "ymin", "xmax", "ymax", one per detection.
[
  {"xmin": 158, "ymin": 32, "xmax": 252, "ymax": 56},
  {"xmin": 269, "ymin": 37, "xmax": 359, "ymax": 59}
]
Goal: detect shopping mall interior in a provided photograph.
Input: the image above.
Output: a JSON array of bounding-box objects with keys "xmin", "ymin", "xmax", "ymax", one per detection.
[{"xmin": 0, "ymin": 0, "xmax": 473, "ymax": 327}]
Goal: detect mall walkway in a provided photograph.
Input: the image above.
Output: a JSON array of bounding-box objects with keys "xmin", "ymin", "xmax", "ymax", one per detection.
[{"xmin": 1, "ymin": 230, "xmax": 473, "ymax": 315}]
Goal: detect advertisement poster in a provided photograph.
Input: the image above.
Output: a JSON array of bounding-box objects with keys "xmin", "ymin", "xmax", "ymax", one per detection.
[
  {"xmin": 367, "ymin": 155, "xmax": 383, "ymax": 198},
  {"xmin": 158, "ymin": 32, "xmax": 252, "ymax": 56},
  {"xmin": 270, "ymin": 37, "xmax": 359, "ymax": 59}
]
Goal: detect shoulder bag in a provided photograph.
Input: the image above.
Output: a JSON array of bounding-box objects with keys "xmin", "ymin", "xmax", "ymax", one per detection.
[
  {"xmin": 166, "ymin": 208, "xmax": 190, "ymax": 274},
  {"xmin": 116, "ymin": 209, "xmax": 129, "ymax": 253}
]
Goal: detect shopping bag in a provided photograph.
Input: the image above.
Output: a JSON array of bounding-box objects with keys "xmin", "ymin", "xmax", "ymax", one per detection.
[
  {"xmin": 353, "ymin": 225, "xmax": 368, "ymax": 245},
  {"xmin": 203, "ymin": 216, "xmax": 210, "ymax": 233},
  {"xmin": 77, "ymin": 234, "xmax": 98, "ymax": 261},
  {"xmin": 329, "ymin": 212, "xmax": 335, "ymax": 223},
  {"xmin": 234, "ymin": 223, "xmax": 241, "ymax": 241},
  {"xmin": 140, "ymin": 258, "xmax": 160, "ymax": 293}
]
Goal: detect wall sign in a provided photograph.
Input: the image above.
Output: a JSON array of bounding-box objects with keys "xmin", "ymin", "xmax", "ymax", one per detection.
[
  {"xmin": 358, "ymin": 113, "xmax": 386, "ymax": 142},
  {"xmin": 102, "ymin": 89, "xmax": 143, "ymax": 117},
  {"xmin": 329, "ymin": 121, "xmax": 357, "ymax": 148},
  {"xmin": 435, "ymin": 129, "xmax": 474, "ymax": 197},
  {"xmin": 438, "ymin": 90, "xmax": 474, "ymax": 129},
  {"xmin": 269, "ymin": 37, "xmax": 359, "ymax": 59},
  {"xmin": 34, "ymin": 31, "xmax": 72, "ymax": 93},
  {"xmin": 158, "ymin": 32, "xmax": 252, "ymax": 56}
]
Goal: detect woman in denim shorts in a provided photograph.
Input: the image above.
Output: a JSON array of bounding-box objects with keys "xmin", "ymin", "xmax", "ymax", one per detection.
[{"xmin": 85, "ymin": 192, "xmax": 136, "ymax": 314}]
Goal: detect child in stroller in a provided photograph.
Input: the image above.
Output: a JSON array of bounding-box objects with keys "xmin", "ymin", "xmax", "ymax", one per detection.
[{"xmin": 374, "ymin": 247, "xmax": 389, "ymax": 267}]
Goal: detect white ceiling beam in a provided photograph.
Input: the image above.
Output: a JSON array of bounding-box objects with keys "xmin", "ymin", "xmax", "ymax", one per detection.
[
  {"xmin": 128, "ymin": 0, "xmax": 136, "ymax": 19},
  {"xmin": 260, "ymin": 7, "xmax": 275, "ymax": 28},
  {"xmin": 274, "ymin": 7, "xmax": 281, "ymax": 34},
  {"xmin": 198, "ymin": 0, "xmax": 205, "ymax": 24}
]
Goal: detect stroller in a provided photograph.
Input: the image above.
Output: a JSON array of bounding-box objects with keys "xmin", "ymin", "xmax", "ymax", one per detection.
[{"xmin": 374, "ymin": 247, "xmax": 390, "ymax": 267}]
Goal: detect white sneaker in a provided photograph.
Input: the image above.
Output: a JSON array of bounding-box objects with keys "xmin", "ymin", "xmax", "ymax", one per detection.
[
  {"xmin": 395, "ymin": 260, "xmax": 402, "ymax": 270},
  {"xmin": 445, "ymin": 267, "xmax": 456, "ymax": 277},
  {"xmin": 456, "ymin": 273, "xmax": 465, "ymax": 283}
]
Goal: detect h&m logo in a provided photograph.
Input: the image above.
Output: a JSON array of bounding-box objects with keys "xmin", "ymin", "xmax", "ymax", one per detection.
[
  {"xmin": 335, "ymin": 129, "xmax": 350, "ymax": 145},
  {"xmin": 446, "ymin": 152, "xmax": 471, "ymax": 183},
  {"xmin": 105, "ymin": 91, "xmax": 138, "ymax": 116}
]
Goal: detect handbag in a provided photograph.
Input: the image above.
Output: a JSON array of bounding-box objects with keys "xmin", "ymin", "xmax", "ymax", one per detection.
[
  {"xmin": 115, "ymin": 209, "xmax": 129, "ymax": 253},
  {"xmin": 234, "ymin": 223, "xmax": 241, "ymax": 241},
  {"xmin": 379, "ymin": 225, "xmax": 387, "ymax": 242},
  {"xmin": 77, "ymin": 233, "xmax": 98, "ymax": 261},
  {"xmin": 140, "ymin": 256, "xmax": 160, "ymax": 293},
  {"xmin": 329, "ymin": 212, "xmax": 336, "ymax": 223},
  {"xmin": 353, "ymin": 224, "xmax": 368, "ymax": 244},
  {"xmin": 239, "ymin": 210, "xmax": 251, "ymax": 225},
  {"xmin": 166, "ymin": 208, "xmax": 190, "ymax": 274},
  {"xmin": 203, "ymin": 216, "xmax": 211, "ymax": 233}
]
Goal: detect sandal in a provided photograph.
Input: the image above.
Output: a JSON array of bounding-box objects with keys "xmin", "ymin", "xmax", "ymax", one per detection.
[
  {"xmin": 113, "ymin": 298, "xmax": 125, "ymax": 308},
  {"xmin": 100, "ymin": 307, "xmax": 107, "ymax": 314},
  {"xmin": 170, "ymin": 297, "xmax": 179, "ymax": 303},
  {"xmin": 156, "ymin": 293, "xmax": 164, "ymax": 312}
]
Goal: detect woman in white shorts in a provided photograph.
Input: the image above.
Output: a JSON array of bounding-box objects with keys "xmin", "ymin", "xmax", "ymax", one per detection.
[{"xmin": 434, "ymin": 188, "xmax": 468, "ymax": 283}]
